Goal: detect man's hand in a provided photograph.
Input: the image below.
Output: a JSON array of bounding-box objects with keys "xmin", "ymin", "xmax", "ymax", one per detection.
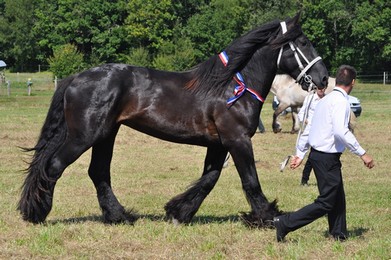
[
  {"xmin": 290, "ymin": 156, "xmax": 303, "ymax": 170},
  {"xmin": 361, "ymin": 153, "xmax": 374, "ymax": 169}
]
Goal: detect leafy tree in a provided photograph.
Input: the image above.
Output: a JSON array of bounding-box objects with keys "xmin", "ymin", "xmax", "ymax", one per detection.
[
  {"xmin": 152, "ymin": 38, "xmax": 195, "ymax": 71},
  {"xmin": 0, "ymin": 0, "xmax": 38, "ymax": 71},
  {"xmin": 125, "ymin": 0, "xmax": 200, "ymax": 70},
  {"xmin": 351, "ymin": 1, "xmax": 391, "ymax": 72},
  {"xmin": 126, "ymin": 0, "xmax": 177, "ymax": 54},
  {"xmin": 48, "ymin": 44, "xmax": 85, "ymax": 79},
  {"xmin": 123, "ymin": 47, "xmax": 151, "ymax": 67},
  {"xmin": 0, "ymin": 0, "xmax": 5, "ymax": 15},
  {"xmin": 301, "ymin": 0, "xmax": 390, "ymax": 73},
  {"xmin": 34, "ymin": 0, "xmax": 129, "ymax": 65},
  {"xmin": 244, "ymin": 0, "xmax": 297, "ymax": 30},
  {"xmin": 171, "ymin": 0, "xmax": 209, "ymax": 25},
  {"xmin": 300, "ymin": 0, "xmax": 353, "ymax": 71},
  {"xmin": 0, "ymin": 0, "xmax": 389, "ymax": 74},
  {"xmin": 182, "ymin": 0, "xmax": 248, "ymax": 63},
  {"xmin": 33, "ymin": 0, "xmax": 61, "ymax": 64}
]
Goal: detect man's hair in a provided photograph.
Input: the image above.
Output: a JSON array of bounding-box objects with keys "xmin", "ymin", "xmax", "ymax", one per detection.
[{"xmin": 335, "ymin": 65, "xmax": 357, "ymax": 86}]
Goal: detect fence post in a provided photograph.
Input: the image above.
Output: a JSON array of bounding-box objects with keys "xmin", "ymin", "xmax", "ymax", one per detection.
[
  {"xmin": 7, "ymin": 80, "xmax": 10, "ymax": 96},
  {"xmin": 54, "ymin": 76, "xmax": 57, "ymax": 90}
]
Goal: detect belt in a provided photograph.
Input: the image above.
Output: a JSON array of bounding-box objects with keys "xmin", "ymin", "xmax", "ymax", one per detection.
[{"xmin": 311, "ymin": 147, "xmax": 342, "ymax": 155}]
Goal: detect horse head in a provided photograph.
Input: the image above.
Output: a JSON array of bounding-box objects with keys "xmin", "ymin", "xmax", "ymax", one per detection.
[{"xmin": 273, "ymin": 13, "xmax": 328, "ymax": 91}]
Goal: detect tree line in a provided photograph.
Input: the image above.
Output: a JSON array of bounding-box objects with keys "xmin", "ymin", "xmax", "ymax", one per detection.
[{"xmin": 0, "ymin": 0, "xmax": 389, "ymax": 78}]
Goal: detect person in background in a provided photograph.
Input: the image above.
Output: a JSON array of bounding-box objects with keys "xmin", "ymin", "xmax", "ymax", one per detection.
[
  {"xmin": 273, "ymin": 65, "xmax": 374, "ymax": 242},
  {"xmin": 297, "ymin": 86, "xmax": 327, "ymax": 185}
]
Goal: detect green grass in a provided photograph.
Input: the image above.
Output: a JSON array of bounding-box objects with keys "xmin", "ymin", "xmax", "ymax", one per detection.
[{"xmin": 0, "ymin": 76, "xmax": 390, "ymax": 259}]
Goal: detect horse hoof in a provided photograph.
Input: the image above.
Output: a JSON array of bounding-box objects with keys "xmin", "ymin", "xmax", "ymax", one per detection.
[
  {"xmin": 273, "ymin": 128, "xmax": 282, "ymax": 133},
  {"xmin": 239, "ymin": 212, "xmax": 274, "ymax": 228},
  {"xmin": 103, "ymin": 208, "xmax": 138, "ymax": 224}
]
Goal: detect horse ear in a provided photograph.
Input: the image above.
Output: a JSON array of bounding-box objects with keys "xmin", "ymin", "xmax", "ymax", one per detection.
[
  {"xmin": 292, "ymin": 12, "xmax": 301, "ymax": 24},
  {"xmin": 285, "ymin": 12, "xmax": 301, "ymax": 28}
]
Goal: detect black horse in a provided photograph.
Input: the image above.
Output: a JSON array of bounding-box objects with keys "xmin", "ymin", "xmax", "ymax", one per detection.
[{"xmin": 19, "ymin": 14, "xmax": 328, "ymax": 227}]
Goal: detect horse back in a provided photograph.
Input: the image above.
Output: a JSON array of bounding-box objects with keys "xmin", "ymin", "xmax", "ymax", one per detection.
[{"xmin": 63, "ymin": 64, "xmax": 221, "ymax": 145}]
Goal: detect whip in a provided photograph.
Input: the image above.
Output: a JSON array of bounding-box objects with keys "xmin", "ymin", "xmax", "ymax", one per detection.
[{"xmin": 279, "ymin": 84, "xmax": 317, "ymax": 172}]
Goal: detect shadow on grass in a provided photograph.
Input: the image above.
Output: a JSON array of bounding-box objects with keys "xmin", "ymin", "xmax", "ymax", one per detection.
[
  {"xmin": 48, "ymin": 213, "xmax": 242, "ymax": 226},
  {"xmin": 348, "ymin": 227, "xmax": 369, "ymax": 237},
  {"xmin": 322, "ymin": 227, "xmax": 369, "ymax": 239},
  {"xmin": 187, "ymin": 214, "xmax": 242, "ymax": 224},
  {"xmin": 48, "ymin": 215, "xmax": 104, "ymax": 225}
]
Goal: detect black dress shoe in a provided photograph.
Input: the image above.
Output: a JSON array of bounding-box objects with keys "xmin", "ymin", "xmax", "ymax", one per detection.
[{"xmin": 273, "ymin": 217, "xmax": 287, "ymax": 242}]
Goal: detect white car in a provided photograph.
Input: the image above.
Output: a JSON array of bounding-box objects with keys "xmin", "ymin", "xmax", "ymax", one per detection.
[{"xmin": 348, "ymin": 95, "xmax": 362, "ymax": 117}]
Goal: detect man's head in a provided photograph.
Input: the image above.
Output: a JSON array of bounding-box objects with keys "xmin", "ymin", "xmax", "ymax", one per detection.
[{"xmin": 335, "ymin": 65, "xmax": 356, "ymax": 94}]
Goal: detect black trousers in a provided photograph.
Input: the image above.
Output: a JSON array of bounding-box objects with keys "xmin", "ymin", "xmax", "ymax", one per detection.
[
  {"xmin": 281, "ymin": 148, "xmax": 347, "ymax": 237},
  {"xmin": 301, "ymin": 159, "xmax": 312, "ymax": 182}
]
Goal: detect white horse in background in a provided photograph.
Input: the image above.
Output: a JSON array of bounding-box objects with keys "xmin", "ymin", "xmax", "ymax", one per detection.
[{"xmin": 270, "ymin": 75, "xmax": 356, "ymax": 133}]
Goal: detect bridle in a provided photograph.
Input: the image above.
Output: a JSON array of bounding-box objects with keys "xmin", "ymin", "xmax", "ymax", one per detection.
[{"xmin": 277, "ymin": 21, "xmax": 322, "ymax": 91}]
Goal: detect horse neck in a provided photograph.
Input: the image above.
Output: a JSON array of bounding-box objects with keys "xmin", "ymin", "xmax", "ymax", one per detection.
[{"xmin": 241, "ymin": 47, "xmax": 278, "ymax": 97}]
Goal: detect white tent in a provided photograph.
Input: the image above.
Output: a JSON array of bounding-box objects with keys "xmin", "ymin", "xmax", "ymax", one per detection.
[{"xmin": 0, "ymin": 60, "xmax": 6, "ymax": 67}]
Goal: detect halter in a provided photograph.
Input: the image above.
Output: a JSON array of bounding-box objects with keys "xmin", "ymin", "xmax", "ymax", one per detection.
[{"xmin": 277, "ymin": 21, "xmax": 322, "ymax": 91}]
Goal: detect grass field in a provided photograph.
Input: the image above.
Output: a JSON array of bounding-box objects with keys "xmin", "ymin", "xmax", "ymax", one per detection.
[{"xmin": 0, "ymin": 73, "xmax": 390, "ymax": 259}]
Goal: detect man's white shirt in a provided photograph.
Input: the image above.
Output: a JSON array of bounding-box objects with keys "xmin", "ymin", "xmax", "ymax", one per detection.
[{"xmin": 296, "ymin": 87, "xmax": 366, "ymax": 159}]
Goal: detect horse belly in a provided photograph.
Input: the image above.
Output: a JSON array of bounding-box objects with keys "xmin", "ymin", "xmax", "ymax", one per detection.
[{"xmin": 118, "ymin": 103, "xmax": 218, "ymax": 146}]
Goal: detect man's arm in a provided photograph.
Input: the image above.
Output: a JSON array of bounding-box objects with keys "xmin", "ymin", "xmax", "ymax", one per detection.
[{"xmin": 333, "ymin": 101, "xmax": 366, "ymax": 156}]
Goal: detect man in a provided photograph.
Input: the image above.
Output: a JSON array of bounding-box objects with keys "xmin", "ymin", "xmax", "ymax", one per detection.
[
  {"xmin": 297, "ymin": 87, "xmax": 327, "ymax": 185},
  {"xmin": 273, "ymin": 65, "xmax": 374, "ymax": 242}
]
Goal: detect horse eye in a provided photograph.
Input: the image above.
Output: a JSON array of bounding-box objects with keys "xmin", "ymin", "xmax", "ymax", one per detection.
[{"xmin": 299, "ymin": 39, "xmax": 308, "ymax": 47}]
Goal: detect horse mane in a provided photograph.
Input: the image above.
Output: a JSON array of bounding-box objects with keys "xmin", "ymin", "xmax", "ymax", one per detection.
[{"xmin": 187, "ymin": 17, "xmax": 304, "ymax": 97}]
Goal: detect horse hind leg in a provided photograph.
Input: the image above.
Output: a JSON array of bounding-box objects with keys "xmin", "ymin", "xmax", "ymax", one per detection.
[
  {"xmin": 165, "ymin": 146, "xmax": 227, "ymax": 224},
  {"xmin": 19, "ymin": 138, "xmax": 90, "ymax": 223},
  {"xmin": 290, "ymin": 109, "xmax": 300, "ymax": 134},
  {"xmin": 88, "ymin": 128, "xmax": 136, "ymax": 224},
  {"xmin": 272, "ymin": 109, "xmax": 284, "ymax": 133}
]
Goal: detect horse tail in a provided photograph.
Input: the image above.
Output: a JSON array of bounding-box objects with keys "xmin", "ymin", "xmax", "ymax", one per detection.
[{"xmin": 18, "ymin": 76, "xmax": 74, "ymax": 223}]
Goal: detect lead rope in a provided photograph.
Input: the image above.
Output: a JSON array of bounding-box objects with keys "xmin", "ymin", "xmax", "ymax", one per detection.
[{"xmin": 279, "ymin": 88, "xmax": 316, "ymax": 172}]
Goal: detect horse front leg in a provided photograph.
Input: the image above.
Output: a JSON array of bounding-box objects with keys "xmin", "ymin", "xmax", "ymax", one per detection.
[
  {"xmin": 272, "ymin": 104, "xmax": 288, "ymax": 133},
  {"xmin": 164, "ymin": 145, "xmax": 227, "ymax": 224},
  {"xmin": 229, "ymin": 139, "xmax": 282, "ymax": 228},
  {"xmin": 272, "ymin": 110, "xmax": 282, "ymax": 133},
  {"xmin": 273, "ymin": 102, "xmax": 291, "ymax": 133}
]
